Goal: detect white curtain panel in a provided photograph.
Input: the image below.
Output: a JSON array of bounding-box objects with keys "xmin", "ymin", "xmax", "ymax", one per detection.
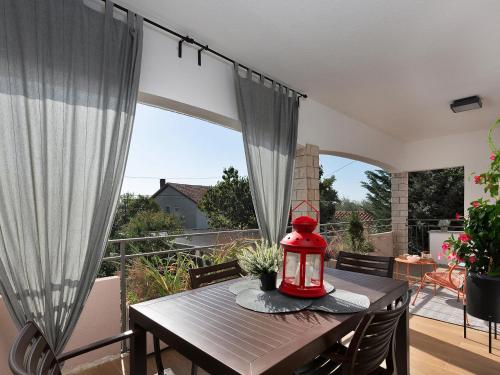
[
  {"xmin": 0, "ymin": 0, "xmax": 142, "ymax": 353},
  {"xmin": 234, "ymin": 66, "xmax": 299, "ymax": 245}
]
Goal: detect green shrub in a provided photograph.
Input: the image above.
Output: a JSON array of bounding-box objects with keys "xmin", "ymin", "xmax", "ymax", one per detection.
[
  {"xmin": 346, "ymin": 212, "xmax": 374, "ymax": 254},
  {"xmin": 237, "ymin": 240, "xmax": 282, "ymax": 276},
  {"xmin": 126, "ymin": 253, "xmax": 194, "ymax": 304},
  {"xmin": 202, "ymin": 239, "xmax": 251, "ymax": 265}
]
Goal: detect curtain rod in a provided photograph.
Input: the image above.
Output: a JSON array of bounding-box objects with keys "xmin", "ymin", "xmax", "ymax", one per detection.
[{"xmin": 107, "ymin": 1, "xmax": 307, "ymax": 99}]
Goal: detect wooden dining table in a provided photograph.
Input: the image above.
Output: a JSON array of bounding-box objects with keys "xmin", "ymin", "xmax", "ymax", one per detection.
[{"xmin": 129, "ymin": 268, "xmax": 409, "ymax": 375}]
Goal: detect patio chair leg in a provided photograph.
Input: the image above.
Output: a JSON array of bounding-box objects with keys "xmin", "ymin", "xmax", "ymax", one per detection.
[
  {"xmin": 412, "ymin": 278, "xmax": 425, "ymax": 305},
  {"xmin": 463, "ymin": 305, "xmax": 467, "ymax": 339}
]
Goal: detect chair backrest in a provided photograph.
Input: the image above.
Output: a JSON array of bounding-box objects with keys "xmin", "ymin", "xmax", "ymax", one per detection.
[
  {"xmin": 189, "ymin": 260, "xmax": 243, "ymax": 289},
  {"xmin": 9, "ymin": 321, "xmax": 61, "ymax": 375},
  {"xmin": 336, "ymin": 251, "xmax": 394, "ymax": 278},
  {"xmin": 448, "ymin": 264, "xmax": 466, "ymax": 290},
  {"xmin": 344, "ymin": 290, "xmax": 411, "ymax": 375}
]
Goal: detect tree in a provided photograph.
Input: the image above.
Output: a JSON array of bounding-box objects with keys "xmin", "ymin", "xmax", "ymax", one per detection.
[
  {"xmin": 361, "ymin": 170, "xmax": 391, "ymax": 220},
  {"xmin": 100, "ymin": 195, "xmax": 181, "ymax": 278},
  {"xmin": 111, "ymin": 193, "xmax": 161, "ymax": 238},
  {"xmin": 359, "ymin": 167, "xmax": 464, "ymax": 220},
  {"xmin": 198, "ymin": 167, "xmax": 257, "ymax": 229},
  {"xmin": 120, "ymin": 210, "xmax": 183, "ymax": 238},
  {"xmin": 409, "ymin": 167, "xmax": 464, "ymax": 219},
  {"xmin": 346, "ymin": 212, "xmax": 374, "ymax": 253},
  {"xmin": 336, "ymin": 197, "xmax": 365, "ymax": 212},
  {"xmin": 319, "ymin": 165, "xmax": 340, "ymax": 223}
]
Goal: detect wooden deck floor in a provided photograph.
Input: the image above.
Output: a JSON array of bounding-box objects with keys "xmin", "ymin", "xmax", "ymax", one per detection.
[{"xmin": 66, "ymin": 315, "xmax": 500, "ymax": 375}]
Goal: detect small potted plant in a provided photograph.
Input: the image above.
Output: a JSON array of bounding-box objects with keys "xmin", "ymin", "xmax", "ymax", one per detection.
[
  {"xmin": 442, "ymin": 120, "xmax": 500, "ymax": 325},
  {"xmin": 238, "ymin": 240, "xmax": 282, "ymax": 291}
]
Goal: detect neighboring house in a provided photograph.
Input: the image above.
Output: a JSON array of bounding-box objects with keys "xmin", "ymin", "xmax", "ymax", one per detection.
[
  {"xmin": 334, "ymin": 210, "xmax": 374, "ymax": 223},
  {"xmin": 151, "ymin": 179, "xmax": 209, "ymax": 229}
]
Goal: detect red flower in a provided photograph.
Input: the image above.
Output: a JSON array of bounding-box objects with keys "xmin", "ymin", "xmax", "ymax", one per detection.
[
  {"xmin": 455, "ymin": 213, "xmax": 461, "ymax": 220},
  {"xmin": 473, "ymin": 175, "xmax": 481, "ymax": 184},
  {"xmin": 458, "ymin": 233, "xmax": 470, "ymax": 243},
  {"xmin": 441, "ymin": 242, "xmax": 450, "ymax": 251},
  {"xmin": 472, "ymin": 201, "xmax": 479, "ymax": 208},
  {"xmin": 469, "ymin": 255, "xmax": 477, "ymax": 264},
  {"xmin": 490, "ymin": 152, "xmax": 496, "ymax": 161}
]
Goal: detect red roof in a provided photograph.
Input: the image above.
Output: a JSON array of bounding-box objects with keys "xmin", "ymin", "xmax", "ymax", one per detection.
[
  {"xmin": 334, "ymin": 210, "xmax": 373, "ymax": 222},
  {"xmin": 151, "ymin": 182, "xmax": 209, "ymax": 204}
]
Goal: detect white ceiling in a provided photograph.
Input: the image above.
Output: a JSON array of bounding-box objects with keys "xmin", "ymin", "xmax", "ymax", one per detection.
[{"xmin": 119, "ymin": 0, "xmax": 500, "ymax": 141}]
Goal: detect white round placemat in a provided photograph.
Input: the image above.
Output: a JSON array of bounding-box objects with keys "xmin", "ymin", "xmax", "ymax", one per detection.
[
  {"xmin": 236, "ymin": 289, "xmax": 312, "ymax": 313},
  {"xmin": 307, "ymin": 289, "xmax": 370, "ymax": 313},
  {"xmin": 229, "ymin": 277, "xmax": 335, "ymax": 295}
]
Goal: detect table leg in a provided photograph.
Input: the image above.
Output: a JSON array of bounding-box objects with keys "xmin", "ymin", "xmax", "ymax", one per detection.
[
  {"xmin": 395, "ymin": 302, "xmax": 410, "ymax": 375},
  {"xmin": 489, "ymin": 321, "xmax": 492, "ymax": 354},
  {"xmin": 130, "ymin": 321, "xmax": 147, "ymax": 375},
  {"xmin": 433, "ymin": 264, "xmax": 437, "ymax": 295}
]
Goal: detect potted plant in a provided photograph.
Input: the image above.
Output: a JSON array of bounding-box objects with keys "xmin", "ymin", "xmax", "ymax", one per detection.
[
  {"xmin": 442, "ymin": 121, "xmax": 500, "ymax": 325},
  {"xmin": 238, "ymin": 240, "xmax": 282, "ymax": 291}
]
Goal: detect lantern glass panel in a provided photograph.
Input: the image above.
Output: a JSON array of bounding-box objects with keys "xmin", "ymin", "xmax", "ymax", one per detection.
[
  {"xmin": 284, "ymin": 252, "xmax": 301, "ymax": 286},
  {"xmin": 305, "ymin": 254, "xmax": 321, "ymax": 287}
]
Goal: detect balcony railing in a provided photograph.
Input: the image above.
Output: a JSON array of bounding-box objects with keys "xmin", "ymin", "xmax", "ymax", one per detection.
[
  {"xmin": 407, "ymin": 218, "xmax": 464, "ymax": 254},
  {"xmin": 319, "ymin": 218, "xmax": 392, "ymax": 237}
]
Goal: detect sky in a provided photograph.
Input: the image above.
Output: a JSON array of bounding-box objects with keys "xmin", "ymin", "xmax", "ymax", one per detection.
[{"xmin": 121, "ymin": 104, "xmax": 380, "ymax": 201}]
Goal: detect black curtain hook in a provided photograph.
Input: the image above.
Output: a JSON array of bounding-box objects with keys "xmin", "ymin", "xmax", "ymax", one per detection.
[
  {"xmin": 178, "ymin": 36, "xmax": 194, "ymax": 58},
  {"xmin": 198, "ymin": 45, "xmax": 209, "ymax": 66}
]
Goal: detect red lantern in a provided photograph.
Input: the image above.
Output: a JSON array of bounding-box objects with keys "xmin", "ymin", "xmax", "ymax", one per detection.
[{"xmin": 279, "ymin": 200, "xmax": 327, "ymax": 298}]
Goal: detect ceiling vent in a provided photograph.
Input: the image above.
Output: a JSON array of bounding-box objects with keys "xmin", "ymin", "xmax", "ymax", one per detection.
[{"xmin": 450, "ymin": 96, "xmax": 482, "ymax": 113}]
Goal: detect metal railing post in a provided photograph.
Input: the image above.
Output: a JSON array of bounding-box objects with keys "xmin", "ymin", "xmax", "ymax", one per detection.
[{"xmin": 119, "ymin": 240, "xmax": 128, "ymax": 353}]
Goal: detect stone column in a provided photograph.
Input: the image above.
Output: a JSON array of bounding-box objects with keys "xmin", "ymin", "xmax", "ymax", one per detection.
[
  {"xmin": 391, "ymin": 172, "xmax": 408, "ymax": 255},
  {"xmin": 292, "ymin": 144, "xmax": 320, "ymax": 225}
]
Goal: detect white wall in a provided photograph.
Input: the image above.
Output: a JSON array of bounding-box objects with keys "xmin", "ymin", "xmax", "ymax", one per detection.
[
  {"xmin": 402, "ymin": 128, "xmax": 499, "ymax": 210},
  {"xmin": 298, "ymin": 100, "xmax": 404, "ymax": 171}
]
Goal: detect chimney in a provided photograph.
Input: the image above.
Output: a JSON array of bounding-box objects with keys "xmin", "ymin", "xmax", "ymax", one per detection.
[{"xmin": 160, "ymin": 178, "xmax": 166, "ymax": 188}]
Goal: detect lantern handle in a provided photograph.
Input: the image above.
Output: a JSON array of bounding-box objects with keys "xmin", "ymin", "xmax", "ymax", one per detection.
[{"xmin": 290, "ymin": 200, "xmax": 319, "ymax": 223}]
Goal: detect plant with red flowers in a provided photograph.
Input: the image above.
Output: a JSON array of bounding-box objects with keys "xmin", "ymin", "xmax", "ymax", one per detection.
[{"xmin": 442, "ymin": 121, "xmax": 500, "ymax": 276}]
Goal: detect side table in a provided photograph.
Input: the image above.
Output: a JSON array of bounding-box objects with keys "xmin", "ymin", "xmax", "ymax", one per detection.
[{"xmin": 394, "ymin": 257, "xmax": 437, "ymax": 287}]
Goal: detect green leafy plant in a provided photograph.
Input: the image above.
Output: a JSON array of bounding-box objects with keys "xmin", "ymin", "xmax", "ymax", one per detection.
[
  {"xmin": 127, "ymin": 253, "xmax": 194, "ymax": 304},
  {"xmin": 202, "ymin": 239, "xmax": 251, "ymax": 265},
  {"xmin": 319, "ymin": 165, "xmax": 340, "ymax": 223},
  {"xmin": 121, "ymin": 210, "xmax": 183, "ymax": 238},
  {"xmin": 442, "ymin": 120, "xmax": 500, "ymax": 276},
  {"xmin": 111, "ymin": 194, "xmax": 162, "ymax": 239},
  {"xmin": 237, "ymin": 240, "xmax": 282, "ymax": 276},
  {"xmin": 346, "ymin": 212, "xmax": 374, "ymax": 253},
  {"xmin": 198, "ymin": 167, "xmax": 257, "ymax": 229}
]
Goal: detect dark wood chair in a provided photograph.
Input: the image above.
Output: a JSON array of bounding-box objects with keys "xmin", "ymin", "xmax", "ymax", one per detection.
[
  {"xmin": 9, "ymin": 320, "xmax": 133, "ymax": 375},
  {"xmin": 336, "ymin": 251, "xmax": 395, "ymax": 278},
  {"xmin": 295, "ymin": 290, "xmax": 411, "ymax": 375},
  {"xmin": 153, "ymin": 260, "xmax": 244, "ymax": 375},
  {"xmin": 188, "ymin": 259, "xmax": 244, "ymax": 289}
]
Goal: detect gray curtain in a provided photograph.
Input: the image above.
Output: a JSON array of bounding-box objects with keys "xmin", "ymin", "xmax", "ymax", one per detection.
[
  {"xmin": 234, "ymin": 66, "xmax": 299, "ymax": 244},
  {"xmin": 0, "ymin": 0, "xmax": 142, "ymax": 353}
]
